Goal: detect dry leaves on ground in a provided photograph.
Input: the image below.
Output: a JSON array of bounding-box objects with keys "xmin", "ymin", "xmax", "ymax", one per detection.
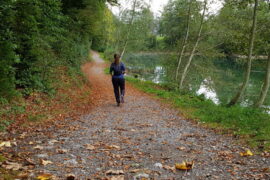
[
  {"xmin": 41, "ymin": 159, "xmax": 53, "ymax": 166},
  {"xmin": 240, "ymin": 150, "xmax": 253, "ymax": 157},
  {"xmin": 2, "ymin": 161, "xmax": 23, "ymax": 171},
  {"xmin": 175, "ymin": 161, "xmax": 194, "ymax": 170},
  {"xmin": 0, "ymin": 141, "xmax": 12, "ymax": 148}
]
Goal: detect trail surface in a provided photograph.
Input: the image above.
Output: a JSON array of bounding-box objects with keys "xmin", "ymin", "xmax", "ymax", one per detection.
[{"xmin": 4, "ymin": 52, "xmax": 270, "ymax": 179}]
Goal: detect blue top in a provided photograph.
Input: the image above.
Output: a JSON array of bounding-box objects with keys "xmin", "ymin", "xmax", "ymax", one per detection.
[{"xmin": 110, "ymin": 62, "xmax": 126, "ymax": 78}]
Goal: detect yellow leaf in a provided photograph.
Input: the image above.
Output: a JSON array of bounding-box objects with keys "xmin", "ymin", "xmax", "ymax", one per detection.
[
  {"xmin": 175, "ymin": 161, "xmax": 194, "ymax": 170},
  {"xmin": 240, "ymin": 150, "xmax": 253, "ymax": 157},
  {"xmin": 36, "ymin": 174, "xmax": 52, "ymax": 180},
  {"xmin": 0, "ymin": 141, "xmax": 12, "ymax": 148}
]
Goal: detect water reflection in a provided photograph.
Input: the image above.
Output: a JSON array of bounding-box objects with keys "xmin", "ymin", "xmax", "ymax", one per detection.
[
  {"xmin": 196, "ymin": 78, "xmax": 220, "ymax": 104},
  {"xmin": 153, "ymin": 66, "xmax": 165, "ymax": 84}
]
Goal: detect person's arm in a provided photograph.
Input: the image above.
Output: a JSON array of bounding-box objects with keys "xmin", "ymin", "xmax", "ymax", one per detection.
[
  {"xmin": 121, "ymin": 63, "xmax": 126, "ymax": 75},
  {"xmin": 110, "ymin": 64, "xmax": 113, "ymax": 76}
]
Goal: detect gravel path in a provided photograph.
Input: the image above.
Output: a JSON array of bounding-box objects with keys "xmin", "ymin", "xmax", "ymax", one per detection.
[{"xmin": 4, "ymin": 52, "xmax": 270, "ymax": 179}]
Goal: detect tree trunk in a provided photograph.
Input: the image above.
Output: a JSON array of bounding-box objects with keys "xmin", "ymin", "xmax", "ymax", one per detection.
[
  {"xmin": 254, "ymin": 54, "xmax": 270, "ymax": 107},
  {"xmin": 228, "ymin": 0, "xmax": 258, "ymax": 106},
  {"xmin": 120, "ymin": 0, "xmax": 137, "ymax": 58},
  {"xmin": 175, "ymin": 0, "xmax": 192, "ymax": 80},
  {"xmin": 179, "ymin": 0, "xmax": 207, "ymax": 89}
]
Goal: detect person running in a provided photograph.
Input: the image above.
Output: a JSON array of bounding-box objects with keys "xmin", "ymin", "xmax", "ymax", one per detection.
[{"xmin": 110, "ymin": 54, "xmax": 126, "ymax": 106}]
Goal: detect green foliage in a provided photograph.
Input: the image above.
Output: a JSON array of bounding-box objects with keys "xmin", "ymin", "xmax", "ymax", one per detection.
[
  {"xmin": 0, "ymin": 1, "xmax": 18, "ymax": 100},
  {"xmin": 0, "ymin": 0, "xmax": 117, "ymax": 101},
  {"xmin": 127, "ymin": 76, "xmax": 270, "ymax": 150}
]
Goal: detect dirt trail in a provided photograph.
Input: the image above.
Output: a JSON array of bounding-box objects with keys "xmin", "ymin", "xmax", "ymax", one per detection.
[{"xmin": 4, "ymin": 51, "xmax": 270, "ymax": 179}]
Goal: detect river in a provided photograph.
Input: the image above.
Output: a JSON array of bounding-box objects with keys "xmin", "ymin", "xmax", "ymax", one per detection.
[{"xmin": 123, "ymin": 53, "xmax": 270, "ymax": 111}]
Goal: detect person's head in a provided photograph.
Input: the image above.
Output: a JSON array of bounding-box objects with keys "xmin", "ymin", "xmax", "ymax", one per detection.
[{"xmin": 114, "ymin": 53, "xmax": 121, "ymax": 64}]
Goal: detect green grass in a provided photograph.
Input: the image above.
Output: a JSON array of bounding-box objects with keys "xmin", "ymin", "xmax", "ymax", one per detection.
[{"xmin": 126, "ymin": 77, "xmax": 270, "ymax": 150}]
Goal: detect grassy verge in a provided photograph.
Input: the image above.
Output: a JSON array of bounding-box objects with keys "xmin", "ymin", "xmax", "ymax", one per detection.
[{"xmin": 126, "ymin": 77, "xmax": 270, "ymax": 151}]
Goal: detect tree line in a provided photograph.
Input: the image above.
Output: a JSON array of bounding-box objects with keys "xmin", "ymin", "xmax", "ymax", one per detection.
[
  {"xmin": 0, "ymin": 0, "xmax": 117, "ymax": 103},
  {"xmin": 111, "ymin": 0, "xmax": 270, "ymax": 108}
]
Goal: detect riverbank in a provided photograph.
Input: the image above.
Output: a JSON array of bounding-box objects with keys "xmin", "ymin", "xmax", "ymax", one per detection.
[{"xmin": 126, "ymin": 77, "xmax": 270, "ymax": 150}]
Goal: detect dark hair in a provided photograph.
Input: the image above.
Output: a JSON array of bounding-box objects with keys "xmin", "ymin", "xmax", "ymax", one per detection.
[{"xmin": 114, "ymin": 53, "xmax": 120, "ymax": 59}]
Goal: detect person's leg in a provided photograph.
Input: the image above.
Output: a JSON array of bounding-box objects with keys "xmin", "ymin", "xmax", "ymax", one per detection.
[
  {"xmin": 120, "ymin": 78, "xmax": 125, "ymax": 103},
  {"xmin": 112, "ymin": 78, "xmax": 120, "ymax": 105}
]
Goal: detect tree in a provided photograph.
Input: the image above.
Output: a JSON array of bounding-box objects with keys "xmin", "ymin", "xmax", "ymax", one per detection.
[
  {"xmin": 121, "ymin": 0, "xmax": 137, "ymax": 57},
  {"xmin": 228, "ymin": 0, "xmax": 259, "ymax": 106},
  {"xmin": 255, "ymin": 54, "xmax": 270, "ymax": 107},
  {"xmin": 179, "ymin": 0, "xmax": 208, "ymax": 89},
  {"xmin": 175, "ymin": 0, "xmax": 192, "ymax": 80},
  {"xmin": 0, "ymin": 0, "xmax": 17, "ymax": 100}
]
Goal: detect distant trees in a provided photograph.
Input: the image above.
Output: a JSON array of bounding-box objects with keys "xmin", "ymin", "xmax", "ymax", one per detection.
[
  {"xmin": 155, "ymin": 0, "xmax": 270, "ymax": 107},
  {"xmin": 109, "ymin": 0, "xmax": 156, "ymax": 57}
]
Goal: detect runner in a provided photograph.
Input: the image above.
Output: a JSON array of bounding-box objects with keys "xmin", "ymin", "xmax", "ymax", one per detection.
[{"xmin": 110, "ymin": 54, "xmax": 126, "ymax": 106}]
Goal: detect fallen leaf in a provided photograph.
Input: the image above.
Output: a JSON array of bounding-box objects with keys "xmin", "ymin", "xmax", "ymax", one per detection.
[
  {"xmin": 34, "ymin": 145, "xmax": 44, "ymax": 150},
  {"xmin": 17, "ymin": 172, "xmax": 29, "ymax": 178},
  {"xmin": 0, "ymin": 141, "xmax": 12, "ymax": 148},
  {"xmin": 163, "ymin": 165, "xmax": 176, "ymax": 173},
  {"xmin": 85, "ymin": 144, "xmax": 95, "ymax": 150},
  {"xmin": 19, "ymin": 132, "xmax": 27, "ymax": 139},
  {"xmin": 48, "ymin": 140, "xmax": 59, "ymax": 144},
  {"xmin": 109, "ymin": 176, "xmax": 124, "ymax": 180},
  {"xmin": 37, "ymin": 174, "xmax": 52, "ymax": 180},
  {"xmin": 107, "ymin": 145, "xmax": 121, "ymax": 150},
  {"xmin": 130, "ymin": 169, "xmax": 141, "ymax": 173},
  {"xmin": 2, "ymin": 161, "xmax": 23, "ymax": 171},
  {"xmin": 25, "ymin": 158, "xmax": 36, "ymax": 165},
  {"xmin": 240, "ymin": 150, "xmax": 253, "ymax": 157},
  {"xmin": 177, "ymin": 146, "xmax": 186, "ymax": 151},
  {"xmin": 41, "ymin": 159, "xmax": 53, "ymax": 166},
  {"xmin": 57, "ymin": 149, "xmax": 68, "ymax": 154},
  {"xmin": 105, "ymin": 170, "xmax": 124, "ymax": 175},
  {"xmin": 175, "ymin": 161, "xmax": 194, "ymax": 170}
]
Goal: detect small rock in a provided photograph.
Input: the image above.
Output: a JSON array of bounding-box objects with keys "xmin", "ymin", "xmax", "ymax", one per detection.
[
  {"xmin": 130, "ymin": 163, "xmax": 141, "ymax": 168},
  {"xmin": 154, "ymin": 163, "xmax": 163, "ymax": 169},
  {"xmin": 96, "ymin": 168, "xmax": 102, "ymax": 171},
  {"xmin": 37, "ymin": 154, "xmax": 48, "ymax": 158},
  {"xmin": 64, "ymin": 159, "xmax": 78, "ymax": 165}
]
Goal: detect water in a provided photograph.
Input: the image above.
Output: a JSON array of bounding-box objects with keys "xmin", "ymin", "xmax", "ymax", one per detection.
[{"xmin": 123, "ymin": 53, "xmax": 270, "ymax": 110}]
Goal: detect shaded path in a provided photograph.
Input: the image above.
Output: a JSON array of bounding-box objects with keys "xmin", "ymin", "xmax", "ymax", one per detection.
[{"xmin": 7, "ymin": 52, "xmax": 270, "ymax": 179}]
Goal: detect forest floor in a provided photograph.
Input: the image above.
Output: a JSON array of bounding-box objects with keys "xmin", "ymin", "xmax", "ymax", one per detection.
[{"xmin": 0, "ymin": 51, "xmax": 270, "ymax": 179}]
